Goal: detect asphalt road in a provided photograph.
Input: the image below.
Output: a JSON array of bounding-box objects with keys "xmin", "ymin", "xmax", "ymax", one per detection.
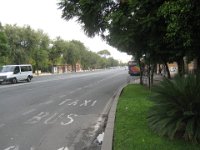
[{"xmin": 0, "ymin": 68, "xmax": 129, "ymax": 150}]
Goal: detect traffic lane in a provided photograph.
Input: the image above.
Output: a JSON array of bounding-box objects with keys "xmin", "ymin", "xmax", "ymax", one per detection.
[
  {"xmin": 0, "ymin": 72, "xmax": 128, "ymax": 150},
  {"xmin": 0, "ymin": 70, "xmax": 128, "ymax": 150},
  {"xmin": 0, "ymin": 69, "xmax": 125, "ymax": 119},
  {"xmin": 0, "ymin": 70, "xmax": 127, "ymax": 132}
]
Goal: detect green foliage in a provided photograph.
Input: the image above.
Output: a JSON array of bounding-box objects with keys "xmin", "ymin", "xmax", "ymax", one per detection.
[
  {"xmin": 0, "ymin": 24, "xmax": 119, "ymax": 72},
  {"xmin": 147, "ymin": 74, "xmax": 200, "ymax": 143},
  {"xmin": 97, "ymin": 49, "xmax": 111, "ymax": 57},
  {"xmin": 114, "ymin": 84, "xmax": 200, "ymax": 150},
  {"xmin": 49, "ymin": 37, "xmax": 67, "ymax": 65},
  {"xmin": 58, "ymin": 0, "xmax": 200, "ymax": 73},
  {"xmin": 0, "ymin": 30, "xmax": 9, "ymax": 65}
]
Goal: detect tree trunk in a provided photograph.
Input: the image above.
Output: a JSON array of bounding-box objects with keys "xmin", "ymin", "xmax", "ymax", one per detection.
[
  {"xmin": 177, "ymin": 57, "xmax": 184, "ymax": 76},
  {"xmin": 197, "ymin": 57, "xmax": 200, "ymax": 73},
  {"xmin": 138, "ymin": 59, "xmax": 144, "ymax": 85},
  {"xmin": 158, "ymin": 64, "xmax": 162, "ymax": 74},
  {"xmin": 74, "ymin": 64, "xmax": 77, "ymax": 72},
  {"xmin": 151, "ymin": 64, "xmax": 156, "ymax": 84},
  {"xmin": 148, "ymin": 61, "xmax": 151, "ymax": 89},
  {"xmin": 164, "ymin": 62, "xmax": 171, "ymax": 79},
  {"xmin": 183, "ymin": 56, "xmax": 188, "ymax": 74}
]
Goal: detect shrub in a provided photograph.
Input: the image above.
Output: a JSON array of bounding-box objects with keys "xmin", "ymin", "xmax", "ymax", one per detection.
[{"xmin": 147, "ymin": 74, "xmax": 200, "ymax": 143}]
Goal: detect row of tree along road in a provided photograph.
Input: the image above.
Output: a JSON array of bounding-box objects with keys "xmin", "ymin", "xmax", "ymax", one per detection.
[
  {"xmin": 0, "ymin": 24, "xmax": 120, "ymax": 73},
  {"xmin": 57, "ymin": 0, "xmax": 200, "ymax": 83}
]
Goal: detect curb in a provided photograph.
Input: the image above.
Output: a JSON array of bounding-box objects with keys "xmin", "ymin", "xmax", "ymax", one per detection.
[{"xmin": 101, "ymin": 83, "xmax": 127, "ymax": 150}]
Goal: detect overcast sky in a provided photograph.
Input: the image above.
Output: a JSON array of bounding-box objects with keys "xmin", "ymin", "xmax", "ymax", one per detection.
[{"xmin": 0, "ymin": 0, "xmax": 132, "ymax": 62}]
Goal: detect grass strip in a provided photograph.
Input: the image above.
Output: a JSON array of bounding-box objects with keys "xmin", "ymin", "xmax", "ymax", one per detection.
[{"xmin": 113, "ymin": 84, "xmax": 200, "ymax": 150}]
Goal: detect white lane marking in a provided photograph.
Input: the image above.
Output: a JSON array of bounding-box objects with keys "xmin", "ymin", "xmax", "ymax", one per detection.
[
  {"xmin": 39, "ymin": 100, "xmax": 54, "ymax": 106},
  {"xmin": 58, "ymin": 99, "xmax": 71, "ymax": 106},
  {"xmin": 0, "ymin": 123, "xmax": 5, "ymax": 128},
  {"xmin": 4, "ymin": 145, "xmax": 19, "ymax": 150},
  {"xmin": 44, "ymin": 113, "xmax": 65, "ymax": 124},
  {"xmin": 25, "ymin": 112, "xmax": 49, "ymax": 124},
  {"xmin": 22, "ymin": 109, "xmax": 36, "ymax": 116},
  {"xmin": 69, "ymin": 91, "xmax": 75, "ymax": 94},
  {"xmin": 59, "ymin": 95, "xmax": 66, "ymax": 98},
  {"xmin": 57, "ymin": 147, "xmax": 69, "ymax": 150},
  {"xmin": 30, "ymin": 147, "xmax": 35, "ymax": 150},
  {"xmin": 61, "ymin": 114, "xmax": 78, "ymax": 126},
  {"xmin": 80, "ymin": 100, "xmax": 91, "ymax": 106},
  {"xmin": 91, "ymin": 100, "xmax": 97, "ymax": 106},
  {"xmin": 68, "ymin": 100, "xmax": 79, "ymax": 106}
]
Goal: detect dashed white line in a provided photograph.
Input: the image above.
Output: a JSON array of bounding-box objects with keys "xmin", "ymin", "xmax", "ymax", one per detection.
[
  {"xmin": 22, "ymin": 109, "xmax": 36, "ymax": 116},
  {"xmin": 91, "ymin": 100, "xmax": 97, "ymax": 106},
  {"xmin": 39, "ymin": 100, "xmax": 54, "ymax": 106},
  {"xmin": 59, "ymin": 99, "xmax": 71, "ymax": 106},
  {"xmin": 4, "ymin": 145, "xmax": 19, "ymax": 150},
  {"xmin": 57, "ymin": 147, "xmax": 69, "ymax": 150},
  {"xmin": 69, "ymin": 91, "xmax": 75, "ymax": 94}
]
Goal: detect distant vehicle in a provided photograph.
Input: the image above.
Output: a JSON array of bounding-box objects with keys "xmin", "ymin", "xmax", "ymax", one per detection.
[
  {"xmin": 128, "ymin": 61, "xmax": 140, "ymax": 76},
  {"xmin": 0, "ymin": 64, "xmax": 33, "ymax": 84}
]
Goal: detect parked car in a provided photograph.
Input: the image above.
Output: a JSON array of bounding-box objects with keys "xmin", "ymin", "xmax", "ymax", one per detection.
[{"xmin": 0, "ymin": 64, "xmax": 33, "ymax": 84}]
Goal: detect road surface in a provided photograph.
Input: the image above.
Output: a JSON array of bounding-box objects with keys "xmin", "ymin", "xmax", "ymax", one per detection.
[{"xmin": 0, "ymin": 68, "xmax": 129, "ymax": 150}]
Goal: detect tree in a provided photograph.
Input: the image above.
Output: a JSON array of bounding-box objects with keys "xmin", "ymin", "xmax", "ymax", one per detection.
[
  {"xmin": 49, "ymin": 37, "xmax": 66, "ymax": 66},
  {"xmin": 58, "ymin": 0, "xmax": 200, "ymax": 76},
  {"xmin": 32, "ymin": 29, "xmax": 50, "ymax": 73},
  {"xmin": 63, "ymin": 41, "xmax": 80, "ymax": 72},
  {"xmin": 0, "ymin": 25, "xmax": 9, "ymax": 65},
  {"xmin": 97, "ymin": 49, "xmax": 111, "ymax": 58},
  {"xmin": 58, "ymin": 0, "xmax": 170, "ymax": 84}
]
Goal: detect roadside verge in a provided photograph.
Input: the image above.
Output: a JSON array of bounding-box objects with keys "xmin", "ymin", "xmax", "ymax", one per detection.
[{"xmin": 101, "ymin": 78, "xmax": 140, "ymax": 150}]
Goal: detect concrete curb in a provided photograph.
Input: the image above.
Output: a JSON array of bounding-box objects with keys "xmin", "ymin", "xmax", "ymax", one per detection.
[
  {"xmin": 101, "ymin": 78, "xmax": 140, "ymax": 150},
  {"xmin": 101, "ymin": 83, "xmax": 127, "ymax": 150}
]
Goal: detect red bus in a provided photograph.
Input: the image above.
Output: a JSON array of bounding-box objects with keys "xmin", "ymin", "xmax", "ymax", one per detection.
[{"xmin": 128, "ymin": 61, "xmax": 140, "ymax": 76}]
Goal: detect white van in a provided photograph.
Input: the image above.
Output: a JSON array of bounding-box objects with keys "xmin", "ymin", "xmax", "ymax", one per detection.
[{"xmin": 0, "ymin": 64, "xmax": 33, "ymax": 84}]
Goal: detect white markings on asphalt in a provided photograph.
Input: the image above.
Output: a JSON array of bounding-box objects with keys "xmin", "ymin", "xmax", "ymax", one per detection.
[
  {"xmin": 77, "ymin": 87, "xmax": 82, "ymax": 90},
  {"xmin": 23, "ymin": 98, "xmax": 97, "ymax": 125},
  {"xmin": 57, "ymin": 147, "xmax": 69, "ymax": 150},
  {"xmin": 61, "ymin": 114, "xmax": 78, "ymax": 126},
  {"xmin": 69, "ymin": 91, "xmax": 75, "ymax": 94},
  {"xmin": 44, "ymin": 112, "xmax": 59, "ymax": 124},
  {"xmin": 0, "ymin": 123, "xmax": 5, "ymax": 128},
  {"xmin": 22, "ymin": 109, "xmax": 36, "ymax": 116},
  {"xmin": 4, "ymin": 146, "xmax": 35, "ymax": 150},
  {"xmin": 39, "ymin": 100, "xmax": 54, "ymax": 105},
  {"xmin": 25, "ymin": 112, "xmax": 49, "ymax": 124},
  {"xmin": 80, "ymin": 100, "xmax": 91, "ymax": 107},
  {"xmin": 59, "ymin": 95, "xmax": 66, "ymax": 98},
  {"xmin": 44, "ymin": 113, "xmax": 65, "ymax": 124},
  {"xmin": 68, "ymin": 100, "xmax": 79, "ymax": 106},
  {"xmin": 91, "ymin": 100, "xmax": 97, "ymax": 106},
  {"xmin": 58, "ymin": 99, "xmax": 72, "ymax": 106},
  {"xmin": 4, "ymin": 145, "xmax": 19, "ymax": 150},
  {"xmin": 25, "ymin": 112, "xmax": 78, "ymax": 126}
]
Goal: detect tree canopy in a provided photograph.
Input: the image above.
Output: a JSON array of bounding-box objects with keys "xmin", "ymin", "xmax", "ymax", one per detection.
[
  {"xmin": 0, "ymin": 24, "xmax": 119, "ymax": 72},
  {"xmin": 58, "ymin": 0, "xmax": 200, "ymax": 74},
  {"xmin": 97, "ymin": 49, "xmax": 111, "ymax": 58}
]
